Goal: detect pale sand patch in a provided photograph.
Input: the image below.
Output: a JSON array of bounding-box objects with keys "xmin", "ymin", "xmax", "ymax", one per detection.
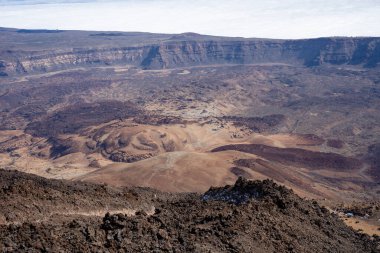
[
  {"xmin": 342, "ymin": 216, "xmax": 380, "ymax": 236},
  {"xmin": 0, "ymin": 207, "xmax": 156, "ymax": 225},
  {"xmin": 58, "ymin": 206, "xmax": 156, "ymax": 217},
  {"xmin": 79, "ymin": 151, "xmax": 239, "ymax": 192},
  {"xmin": 0, "ymin": 153, "xmax": 13, "ymax": 166},
  {"xmin": 0, "ymin": 130, "xmax": 24, "ymax": 142},
  {"xmin": 178, "ymin": 70, "xmax": 191, "ymax": 75}
]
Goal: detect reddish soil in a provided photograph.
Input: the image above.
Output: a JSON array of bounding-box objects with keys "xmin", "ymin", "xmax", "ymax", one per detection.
[
  {"xmin": 212, "ymin": 144, "xmax": 362, "ymax": 171},
  {"xmin": 230, "ymin": 166, "xmax": 252, "ymax": 178}
]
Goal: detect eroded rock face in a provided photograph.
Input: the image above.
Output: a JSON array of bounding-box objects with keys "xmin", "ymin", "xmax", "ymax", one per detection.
[
  {"xmin": 141, "ymin": 38, "xmax": 380, "ymax": 69},
  {"xmin": 5, "ymin": 47, "xmax": 149, "ymax": 74},
  {"xmin": 1, "ymin": 34, "xmax": 380, "ymax": 75}
]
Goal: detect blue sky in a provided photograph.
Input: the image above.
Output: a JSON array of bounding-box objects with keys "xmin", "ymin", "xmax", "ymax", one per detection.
[{"xmin": 0, "ymin": 0, "xmax": 379, "ymax": 38}]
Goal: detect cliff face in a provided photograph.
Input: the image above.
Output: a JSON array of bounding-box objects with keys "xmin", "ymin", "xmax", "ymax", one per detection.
[
  {"xmin": 1, "ymin": 34, "xmax": 380, "ymax": 75},
  {"xmin": 2, "ymin": 47, "xmax": 150, "ymax": 75},
  {"xmin": 141, "ymin": 38, "xmax": 380, "ymax": 69}
]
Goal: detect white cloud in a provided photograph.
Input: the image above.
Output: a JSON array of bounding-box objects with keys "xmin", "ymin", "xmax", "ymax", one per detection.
[{"xmin": 0, "ymin": 0, "xmax": 379, "ymax": 38}]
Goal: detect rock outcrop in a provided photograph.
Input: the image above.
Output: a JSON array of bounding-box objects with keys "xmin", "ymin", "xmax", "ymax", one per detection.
[
  {"xmin": 0, "ymin": 171, "xmax": 378, "ymax": 252},
  {"xmin": 1, "ymin": 28, "xmax": 379, "ymax": 75}
]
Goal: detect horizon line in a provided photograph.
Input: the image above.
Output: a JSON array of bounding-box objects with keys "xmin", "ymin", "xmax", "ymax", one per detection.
[{"xmin": 1, "ymin": 26, "xmax": 379, "ymax": 41}]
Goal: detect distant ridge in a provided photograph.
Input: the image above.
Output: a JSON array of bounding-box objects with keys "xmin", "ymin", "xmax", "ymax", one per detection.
[{"xmin": 0, "ymin": 27, "xmax": 379, "ymax": 75}]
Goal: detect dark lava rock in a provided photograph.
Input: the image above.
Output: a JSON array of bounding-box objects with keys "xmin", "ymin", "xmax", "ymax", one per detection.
[
  {"xmin": 0, "ymin": 171, "xmax": 379, "ymax": 252},
  {"xmin": 202, "ymin": 177, "xmax": 292, "ymax": 205}
]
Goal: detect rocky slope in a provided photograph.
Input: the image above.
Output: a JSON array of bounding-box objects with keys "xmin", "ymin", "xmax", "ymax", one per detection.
[
  {"xmin": 0, "ymin": 28, "xmax": 379, "ymax": 75},
  {"xmin": 0, "ymin": 170, "xmax": 378, "ymax": 252},
  {"xmin": 0, "ymin": 169, "xmax": 158, "ymax": 225}
]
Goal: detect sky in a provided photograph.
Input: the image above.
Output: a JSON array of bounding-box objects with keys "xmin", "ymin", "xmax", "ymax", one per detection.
[{"xmin": 0, "ymin": 0, "xmax": 379, "ymax": 39}]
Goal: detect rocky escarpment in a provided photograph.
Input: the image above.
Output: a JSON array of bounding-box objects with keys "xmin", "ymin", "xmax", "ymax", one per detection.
[
  {"xmin": 141, "ymin": 37, "xmax": 380, "ymax": 69},
  {"xmin": 1, "ymin": 31, "xmax": 380, "ymax": 75},
  {"xmin": 1, "ymin": 47, "xmax": 150, "ymax": 75}
]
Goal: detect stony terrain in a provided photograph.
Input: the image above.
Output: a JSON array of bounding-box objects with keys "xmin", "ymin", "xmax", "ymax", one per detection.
[
  {"xmin": 1, "ymin": 64, "xmax": 379, "ymax": 201},
  {"xmin": 0, "ymin": 28, "xmax": 379, "ymax": 213},
  {"xmin": 0, "ymin": 170, "xmax": 379, "ymax": 253}
]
